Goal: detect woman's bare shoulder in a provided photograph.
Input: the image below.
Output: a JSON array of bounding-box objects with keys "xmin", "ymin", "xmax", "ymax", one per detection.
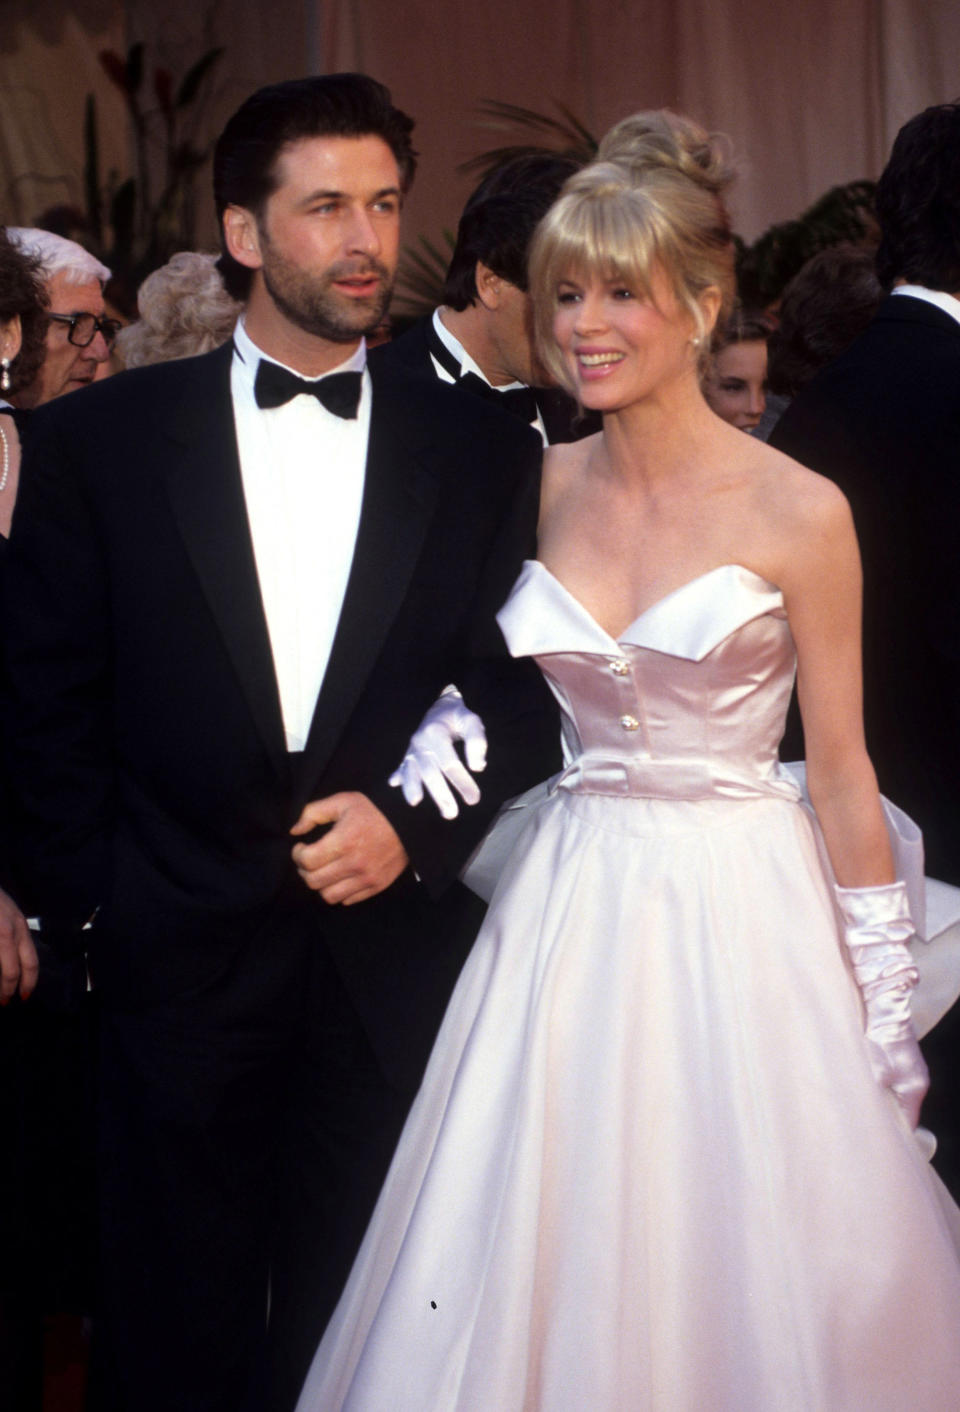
[
  {"xmin": 747, "ymin": 439, "xmax": 853, "ymax": 537},
  {"xmin": 714, "ymin": 436, "xmax": 858, "ymax": 596}
]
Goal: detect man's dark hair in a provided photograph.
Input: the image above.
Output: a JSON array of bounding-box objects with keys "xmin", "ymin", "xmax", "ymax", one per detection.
[
  {"xmin": 441, "ymin": 153, "xmax": 581, "ymax": 310},
  {"xmin": 767, "ymin": 244, "xmax": 882, "ymax": 397},
  {"xmin": 875, "ymin": 99, "xmax": 960, "ymax": 292},
  {"xmin": 214, "ymin": 73, "xmax": 417, "ymax": 300}
]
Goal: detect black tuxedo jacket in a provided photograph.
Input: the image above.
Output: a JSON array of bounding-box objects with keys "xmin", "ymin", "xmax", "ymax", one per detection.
[
  {"xmin": 372, "ymin": 315, "xmax": 600, "ymax": 444},
  {"xmin": 3, "ymin": 343, "xmax": 560, "ymax": 1086},
  {"xmin": 771, "ymin": 294, "xmax": 960, "ymax": 885}
]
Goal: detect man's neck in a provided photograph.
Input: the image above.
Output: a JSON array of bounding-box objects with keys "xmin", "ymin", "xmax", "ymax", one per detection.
[
  {"xmin": 438, "ymin": 306, "xmax": 518, "ymax": 387},
  {"xmin": 243, "ymin": 291, "xmax": 360, "ymax": 378}
]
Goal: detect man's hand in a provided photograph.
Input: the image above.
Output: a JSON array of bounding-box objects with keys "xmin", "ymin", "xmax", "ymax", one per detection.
[
  {"xmin": 0, "ymin": 887, "xmax": 38, "ymax": 1003},
  {"xmin": 290, "ymin": 792, "xmax": 409, "ymax": 906}
]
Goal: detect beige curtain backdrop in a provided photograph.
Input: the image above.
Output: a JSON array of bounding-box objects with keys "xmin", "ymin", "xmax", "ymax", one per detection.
[{"xmin": 1, "ymin": 0, "xmax": 957, "ymax": 258}]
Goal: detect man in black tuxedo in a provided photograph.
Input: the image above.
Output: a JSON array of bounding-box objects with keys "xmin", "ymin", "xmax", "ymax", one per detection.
[
  {"xmin": 3, "ymin": 74, "xmax": 558, "ymax": 1412},
  {"xmin": 374, "ymin": 151, "xmax": 598, "ymax": 444},
  {"xmin": 771, "ymin": 99, "xmax": 960, "ymax": 1193}
]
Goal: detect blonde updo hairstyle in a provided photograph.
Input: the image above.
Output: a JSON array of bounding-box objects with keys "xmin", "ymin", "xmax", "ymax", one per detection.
[{"xmin": 529, "ymin": 110, "xmax": 735, "ymax": 397}]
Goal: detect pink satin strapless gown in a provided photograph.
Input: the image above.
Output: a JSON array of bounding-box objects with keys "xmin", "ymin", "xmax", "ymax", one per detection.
[{"xmin": 296, "ymin": 561, "xmax": 960, "ymax": 1411}]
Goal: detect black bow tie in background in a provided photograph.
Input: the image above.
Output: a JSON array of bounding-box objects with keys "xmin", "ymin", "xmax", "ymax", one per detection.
[
  {"xmin": 425, "ymin": 322, "xmax": 539, "ymax": 424},
  {"xmin": 254, "ymin": 360, "xmax": 362, "ymax": 419},
  {"xmin": 457, "ymin": 371, "xmax": 539, "ymax": 423}
]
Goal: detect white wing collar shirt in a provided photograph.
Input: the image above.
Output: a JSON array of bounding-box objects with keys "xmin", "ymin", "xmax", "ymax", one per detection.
[
  {"xmin": 232, "ymin": 316, "xmax": 371, "ymax": 752},
  {"xmin": 893, "ymin": 284, "xmax": 960, "ymax": 327},
  {"xmin": 430, "ymin": 307, "xmax": 548, "ymax": 446}
]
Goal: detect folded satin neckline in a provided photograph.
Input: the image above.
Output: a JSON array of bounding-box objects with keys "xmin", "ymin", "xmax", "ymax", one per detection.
[{"xmin": 498, "ymin": 560, "xmax": 786, "ymax": 663}]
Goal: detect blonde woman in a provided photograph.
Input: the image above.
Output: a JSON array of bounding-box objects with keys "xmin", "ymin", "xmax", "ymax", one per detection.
[{"xmin": 295, "ymin": 119, "xmax": 960, "ymax": 1411}]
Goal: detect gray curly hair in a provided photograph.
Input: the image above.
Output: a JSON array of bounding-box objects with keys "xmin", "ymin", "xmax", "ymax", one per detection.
[{"xmin": 116, "ymin": 252, "xmax": 240, "ymax": 368}]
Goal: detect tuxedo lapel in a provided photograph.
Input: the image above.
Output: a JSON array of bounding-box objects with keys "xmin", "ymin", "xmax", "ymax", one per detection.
[
  {"xmin": 160, "ymin": 345, "xmax": 287, "ymax": 772},
  {"xmin": 297, "ymin": 367, "xmax": 440, "ymax": 791},
  {"xmin": 372, "ymin": 317, "xmax": 434, "ymax": 377}
]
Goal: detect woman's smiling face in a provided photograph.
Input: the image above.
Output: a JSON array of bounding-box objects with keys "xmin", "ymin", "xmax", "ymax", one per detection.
[{"xmin": 551, "ymin": 263, "xmax": 699, "ymax": 412}]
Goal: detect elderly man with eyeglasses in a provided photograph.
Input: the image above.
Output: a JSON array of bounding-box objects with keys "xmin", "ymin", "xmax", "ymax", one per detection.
[{"xmin": 6, "ymin": 229, "xmax": 117, "ymax": 409}]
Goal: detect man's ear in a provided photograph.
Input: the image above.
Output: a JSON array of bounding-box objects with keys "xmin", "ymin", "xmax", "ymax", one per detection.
[
  {"xmin": 222, "ymin": 205, "xmax": 264, "ymax": 272},
  {"xmin": 474, "ymin": 261, "xmax": 504, "ymax": 312}
]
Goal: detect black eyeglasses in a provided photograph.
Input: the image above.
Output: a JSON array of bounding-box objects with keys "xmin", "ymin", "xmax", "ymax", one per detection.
[{"xmin": 48, "ymin": 311, "xmax": 122, "ymax": 350}]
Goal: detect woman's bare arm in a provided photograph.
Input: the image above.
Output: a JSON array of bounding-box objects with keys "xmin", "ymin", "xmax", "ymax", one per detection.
[{"xmin": 778, "ymin": 477, "xmax": 894, "ymax": 885}]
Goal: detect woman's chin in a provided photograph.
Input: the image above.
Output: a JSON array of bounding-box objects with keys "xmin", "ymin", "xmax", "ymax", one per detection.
[{"xmin": 576, "ymin": 381, "xmax": 627, "ymax": 413}]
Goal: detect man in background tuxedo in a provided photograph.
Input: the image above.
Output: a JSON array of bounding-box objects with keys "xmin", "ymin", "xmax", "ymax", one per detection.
[
  {"xmin": 4, "ymin": 74, "xmax": 558, "ymax": 1411},
  {"xmin": 374, "ymin": 151, "xmax": 598, "ymax": 444},
  {"xmin": 6, "ymin": 230, "xmax": 115, "ymax": 410},
  {"xmin": 771, "ymin": 100, "xmax": 960, "ymax": 1195}
]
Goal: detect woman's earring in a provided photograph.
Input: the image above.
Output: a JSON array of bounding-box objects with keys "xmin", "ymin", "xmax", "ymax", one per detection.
[{"xmin": 0, "ymin": 357, "xmax": 10, "ymax": 393}]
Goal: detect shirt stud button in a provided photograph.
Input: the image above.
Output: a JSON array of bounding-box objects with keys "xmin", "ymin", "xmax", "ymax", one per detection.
[
  {"xmin": 610, "ymin": 658, "xmax": 630, "ymax": 676},
  {"xmin": 619, "ymin": 714, "xmax": 640, "ymax": 732}
]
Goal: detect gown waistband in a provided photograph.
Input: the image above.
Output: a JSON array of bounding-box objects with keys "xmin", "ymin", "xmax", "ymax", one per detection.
[{"xmin": 553, "ymin": 754, "xmax": 804, "ymax": 803}]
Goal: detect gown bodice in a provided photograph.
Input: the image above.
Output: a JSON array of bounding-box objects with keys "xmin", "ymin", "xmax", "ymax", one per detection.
[{"xmin": 497, "ymin": 559, "xmax": 803, "ymax": 803}]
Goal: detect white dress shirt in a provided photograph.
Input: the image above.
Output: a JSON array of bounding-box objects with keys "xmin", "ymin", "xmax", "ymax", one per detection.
[
  {"xmin": 231, "ymin": 318, "xmax": 370, "ymax": 752},
  {"xmin": 430, "ymin": 308, "xmax": 548, "ymax": 445},
  {"xmin": 893, "ymin": 284, "xmax": 960, "ymax": 329}
]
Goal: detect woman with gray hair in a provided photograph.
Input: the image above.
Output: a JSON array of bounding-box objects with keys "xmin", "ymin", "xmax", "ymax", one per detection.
[{"xmin": 116, "ymin": 251, "xmax": 240, "ymax": 368}]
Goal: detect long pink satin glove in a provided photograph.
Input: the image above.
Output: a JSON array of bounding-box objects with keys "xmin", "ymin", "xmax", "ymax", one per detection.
[
  {"xmin": 835, "ymin": 880, "xmax": 929, "ymax": 1129},
  {"xmin": 388, "ymin": 686, "xmax": 488, "ymax": 820}
]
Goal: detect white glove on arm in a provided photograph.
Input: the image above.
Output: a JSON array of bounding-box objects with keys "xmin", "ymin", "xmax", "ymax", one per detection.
[
  {"xmin": 835, "ymin": 879, "xmax": 929, "ymax": 1129},
  {"xmin": 389, "ymin": 686, "xmax": 488, "ymax": 820}
]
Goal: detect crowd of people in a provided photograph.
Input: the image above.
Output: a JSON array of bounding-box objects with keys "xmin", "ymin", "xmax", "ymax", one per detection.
[{"xmin": 1, "ymin": 70, "xmax": 960, "ymax": 1412}]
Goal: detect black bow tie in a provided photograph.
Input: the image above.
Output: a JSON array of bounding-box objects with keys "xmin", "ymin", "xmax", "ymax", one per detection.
[
  {"xmin": 254, "ymin": 360, "xmax": 362, "ymax": 419},
  {"xmin": 425, "ymin": 320, "xmax": 539, "ymax": 424}
]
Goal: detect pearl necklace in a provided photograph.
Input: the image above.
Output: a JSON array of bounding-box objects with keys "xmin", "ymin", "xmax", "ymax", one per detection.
[{"xmin": 0, "ymin": 417, "xmax": 8, "ymax": 493}]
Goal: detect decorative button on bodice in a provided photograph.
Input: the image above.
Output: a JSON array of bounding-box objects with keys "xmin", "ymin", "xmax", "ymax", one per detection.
[{"xmin": 497, "ymin": 557, "xmax": 799, "ymax": 805}]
